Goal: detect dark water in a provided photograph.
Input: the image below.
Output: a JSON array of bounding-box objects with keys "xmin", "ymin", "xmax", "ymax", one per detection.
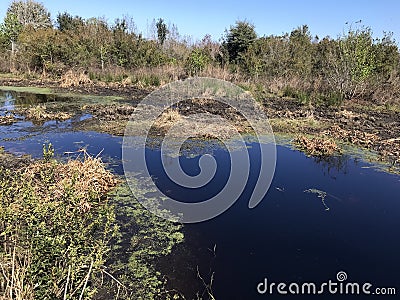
[{"xmin": 1, "ymin": 91, "xmax": 400, "ymax": 299}]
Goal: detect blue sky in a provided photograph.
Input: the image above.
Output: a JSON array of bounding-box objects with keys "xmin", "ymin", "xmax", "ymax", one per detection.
[{"xmin": 1, "ymin": 0, "xmax": 400, "ymax": 43}]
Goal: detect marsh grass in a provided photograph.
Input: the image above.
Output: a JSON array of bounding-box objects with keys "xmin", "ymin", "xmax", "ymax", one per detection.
[
  {"xmin": 0, "ymin": 147, "xmax": 187, "ymax": 299},
  {"xmin": 0, "ymin": 115, "xmax": 17, "ymax": 126},
  {"xmin": 295, "ymin": 135, "xmax": 341, "ymax": 157},
  {"xmin": 0, "ymin": 150, "xmax": 118, "ymax": 300},
  {"xmin": 18, "ymin": 105, "xmax": 72, "ymax": 123}
]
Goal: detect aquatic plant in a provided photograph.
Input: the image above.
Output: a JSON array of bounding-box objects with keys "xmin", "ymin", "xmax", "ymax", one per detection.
[
  {"xmin": 304, "ymin": 188, "xmax": 330, "ymax": 211},
  {"xmin": 101, "ymin": 183, "xmax": 185, "ymax": 299}
]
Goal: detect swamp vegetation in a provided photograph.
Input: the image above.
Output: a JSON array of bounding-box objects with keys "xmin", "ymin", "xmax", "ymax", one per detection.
[
  {"xmin": 0, "ymin": 146, "xmax": 185, "ymax": 300},
  {"xmin": 0, "ymin": 1, "xmax": 399, "ymax": 299}
]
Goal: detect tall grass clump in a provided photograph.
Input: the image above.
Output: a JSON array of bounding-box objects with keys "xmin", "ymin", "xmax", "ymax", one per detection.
[{"xmin": 0, "ymin": 149, "xmax": 118, "ymax": 300}]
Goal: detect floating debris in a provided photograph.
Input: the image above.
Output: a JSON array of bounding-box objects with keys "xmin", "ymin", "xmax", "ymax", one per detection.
[{"xmin": 304, "ymin": 188, "xmax": 330, "ymax": 211}]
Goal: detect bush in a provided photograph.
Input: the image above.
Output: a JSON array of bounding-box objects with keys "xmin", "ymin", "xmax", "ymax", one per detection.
[{"xmin": 185, "ymin": 48, "xmax": 209, "ymax": 76}]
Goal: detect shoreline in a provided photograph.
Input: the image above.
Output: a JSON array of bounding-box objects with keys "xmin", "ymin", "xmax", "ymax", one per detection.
[{"xmin": 0, "ymin": 74, "xmax": 399, "ymax": 172}]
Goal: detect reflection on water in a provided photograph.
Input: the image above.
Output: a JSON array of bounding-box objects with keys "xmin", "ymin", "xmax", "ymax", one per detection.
[{"xmin": 1, "ymin": 90, "xmax": 400, "ymax": 299}]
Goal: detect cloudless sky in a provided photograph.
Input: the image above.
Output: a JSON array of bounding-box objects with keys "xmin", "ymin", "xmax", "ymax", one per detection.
[{"xmin": 1, "ymin": 0, "xmax": 399, "ymax": 43}]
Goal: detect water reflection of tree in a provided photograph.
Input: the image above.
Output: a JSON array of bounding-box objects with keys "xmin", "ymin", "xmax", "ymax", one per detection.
[
  {"xmin": 0, "ymin": 92, "xmax": 15, "ymax": 110},
  {"xmin": 145, "ymin": 136, "xmax": 225, "ymax": 158},
  {"xmin": 12, "ymin": 91, "xmax": 56, "ymax": 106},
  {"xmin": 312, "ymin": 154, "xmax": 353, "ymax": 175}
]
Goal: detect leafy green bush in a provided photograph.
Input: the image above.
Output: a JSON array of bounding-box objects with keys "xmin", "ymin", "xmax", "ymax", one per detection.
[{"xmin": 185, "ymin": 48, "xmax": 210, "ymax": 76}]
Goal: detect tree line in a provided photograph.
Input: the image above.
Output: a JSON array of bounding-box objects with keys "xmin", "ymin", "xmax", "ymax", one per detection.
[{"xmin": 1, "ymin": 0, "xmax": 399, "ymax": 104}]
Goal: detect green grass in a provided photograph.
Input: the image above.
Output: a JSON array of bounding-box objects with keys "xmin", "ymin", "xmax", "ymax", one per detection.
[
  {"xmin": 0, "ymin": 85, "xmax": 126, "ymax": 103},
  {"xmin": 0, "ymin": 85, "xmax": 54, "ymax": 94}
]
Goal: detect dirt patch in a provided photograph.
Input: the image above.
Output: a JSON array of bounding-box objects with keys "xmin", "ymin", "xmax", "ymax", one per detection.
[{"xmin": 79, "ymin": 98, "xmax": 255, "ymax": 137}]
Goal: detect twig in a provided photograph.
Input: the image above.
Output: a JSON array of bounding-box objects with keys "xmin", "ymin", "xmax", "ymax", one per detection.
[
  {"xmin": 95, "ymin": 148, "xmax": 104, "ymax": 159},
  {"xmin": 63, "ymin": 265, "xmax": 71, "ymax": 300},
  {"xmin": 11, "ymin": 245, "xmax": 16, "ymax": 300},
  {"xmin": 196, "ymin": 266, "xmax": 216, "ymax": 300},
  {"xmin": 79, "ymin": 260, "xmax": 93, "ymax": 300},
  {"xmin": 101, "ymin": 268, "xmax": 126, "ymax": 289}
]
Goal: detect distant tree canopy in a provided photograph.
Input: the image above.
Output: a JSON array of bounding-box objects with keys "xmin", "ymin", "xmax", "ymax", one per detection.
[
  {"xmin": 0, "ymin": 0, "xmax": 399, "ymax": 104},
  {"xmin": 56, "ymin": 12, "xmax": 84, "ymax": 32}
]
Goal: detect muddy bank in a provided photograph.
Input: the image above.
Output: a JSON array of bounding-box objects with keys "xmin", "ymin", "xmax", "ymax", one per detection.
[
  {"xmin": 0, "ymin": 147, "xmax": 33, "ymax": 169},
  {"xmin": 262, "ymin": 97, "xmax": 400, "ymax": 167},
  {"xmin": 78, "ymin": 96, "xmax": 399, "ymax": 169}
]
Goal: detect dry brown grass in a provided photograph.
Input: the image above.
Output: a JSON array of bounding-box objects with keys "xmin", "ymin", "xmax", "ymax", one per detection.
[
  {"xmin": 322, "ymin": 125, "xmax": 380, "ymax": 148},
  {"xmin": 154, "ymin": 109, "xmax": 182, "ymax": 130},
  {"xmin": 23, "ymin": 150, "xmax": 118, "ymax": 212},
  {"xmin": 20, "ymin": 105, "xmax": 72, "ymax": 122},
  {"xmin": 295, "ymin": 135, "xmax": 341, "ymax": 156},
  {"xmin": 0, "ymin": 115, "xmax": 16, "ymax": 126},
  {"xmin": 60, "ymin": 69, "xmax": 92, "ymax": 87}
]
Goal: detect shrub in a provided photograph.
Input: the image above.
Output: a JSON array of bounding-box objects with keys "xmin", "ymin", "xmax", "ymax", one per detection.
[{"xmin": 185, "ymin": 48, "xmax": 209, "ymax": 76}]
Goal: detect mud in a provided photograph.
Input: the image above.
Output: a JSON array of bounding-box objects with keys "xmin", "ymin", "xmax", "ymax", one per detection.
[
  {"xmin": 262, "ymin": 97, "xmax": 400, "ymax": 167},
  {"xmin": 0, "ymin": 147, "xmax": 33, "ymax": 169}
]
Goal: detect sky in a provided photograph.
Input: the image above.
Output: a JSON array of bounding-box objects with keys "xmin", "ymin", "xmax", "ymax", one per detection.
[{"xmin": 1, "ymin": 0, "xmax": 400, "ymax": 43}]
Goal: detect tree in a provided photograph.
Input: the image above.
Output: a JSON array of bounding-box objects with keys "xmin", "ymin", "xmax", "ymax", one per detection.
[
  {"xmin": 86, "ymin": 18, "xmax": 112, "ymax": 70},
  {"xmin": 7, "ymin": 0, "xmax": 52, "ymax": 29},
  {"xmin": 56, "ymin": 12, "xmax": 84, "ymax": 32},
  {"xmin": 1, "ymin": 0, "xmax": 51, "ymax": 71},
  {"xmin": 288, "ymin": 25, "xmax": 312, "ymax": 77},
  {"xmin": 322, "ymin": 26, "xmax": 377, "ymax": 99},
  {"xmin": 0, "ymin": 13, "xmax": 22, "ymax": 55},
  {"xmin": 156, "ymin": 18, "xmax": 168, "ymax": 46},
  {"xmin": 223, "ymin": 20, "xmax": 257, "ymax": 63},
  {"xmin": 242, "ymin": 35, "xmax": 291, "ymax": 79},
  {"xmin": 185, "ymin": 48, "xmax": 209, "ymax": 76}
]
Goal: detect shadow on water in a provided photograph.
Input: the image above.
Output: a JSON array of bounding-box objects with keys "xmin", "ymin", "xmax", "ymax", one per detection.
[{"xmin": 1, "ymin": 90, "xmax": 400, "ymax": 299}]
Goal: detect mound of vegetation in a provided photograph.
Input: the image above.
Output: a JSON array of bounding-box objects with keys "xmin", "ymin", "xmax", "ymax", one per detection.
[
  {"xmin": 0, "ymin": 146, "xmax": 185, "ymax": 300},
  {"xmin": 0, "ymin": 146, "xmax": 118, "ymax": 299}
]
